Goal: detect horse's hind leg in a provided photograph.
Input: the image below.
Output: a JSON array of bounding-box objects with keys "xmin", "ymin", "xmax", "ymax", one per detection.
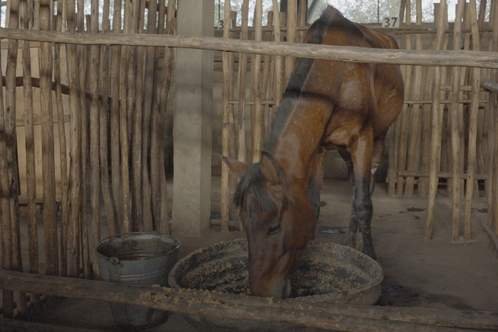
[{"xmin": 350, "ymin": 126, "xmax": 376, "ymax": 259}]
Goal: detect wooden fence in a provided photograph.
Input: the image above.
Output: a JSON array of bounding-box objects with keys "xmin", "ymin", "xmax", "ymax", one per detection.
[
  {"xmin": 0, "ymin": 0, "xmax": 177, "ymax": 318},
  {"xmin": 0, "ymin": 0, "xmax": 498, "ymax": 323}
]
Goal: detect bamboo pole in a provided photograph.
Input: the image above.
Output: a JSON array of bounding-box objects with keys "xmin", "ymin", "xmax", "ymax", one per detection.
[
  {"xmin": 65, "ymin": 0, "xmax": 81, "ymax": 277},
  {"xmin": 298, "ymin": 0, "xmax": 306, "ymax": 41},
  {"xmin": 252, "ymin": 0, "xmax": 263, "ymax": 163},
  {"xmin": 220, "ymin": 0, "xmax": 233, "ymax": 232},
  {"xmin": 463, "ymin": 0, "xmax": 481, "ymax": 241},
  {"xmin": 492, "ymin": 0, "xmax": 498, "ymax": 235},
  {"xmin": 99, "ymin": 0, "xmax": 117, "ymax": 237},
  {"xmin": 396, "ymin": 0, "xmax": 413, "ymax": 196},
  {"xmin": 78, "ymin": 9, "xmax": 90, "ymax": 278},
  {"xmin": 151, "ymin": 0, "xmax": 167, "ymax": 233},
  {"xmin": 132, "ymin": 1, "xmax": 145, "ymax": 232},
  {"xmin": 237, "ymin": 0, "xmax": 249, "ymax": 163},
  {"xmin": 405, "ymin": 0, "xmax": 424, "ymax": 196},
  {"xmin": 141, "ymin": 0, "xmax": 158, "ymax": 232},
  {"xmin": 54, "ymin": 0, "xmax": 68, "ymax": 277},
  {"xmin": 0, "ymin": 5, "xmax": 14, "ymax": 317},
  {"xmin": 2, "ymin": 29, "xmax": 498, "ymax": 69},
  {"xmin": 110, "ymin": 0, "xmax": 122, "ymax": 232},
  {"xmin": 450, "ymin": 0, "xmax": 465, "ymax": 241},
  {"xmin": 128, "ymin": 0, "xmax": 141, "ymax": 231},
  {"xmin": 151, "ymin": 0, "xmax": 169, "ymax": 233},
  {"xmin": 87, "ymin": 0, "xmax": 101, "ymax": 276},
  {"xmin": 20, "ymin": 0, "xmax": 38, "ymax": 275},
  {"xmin": 120, "ymin": 0, "xmax": 131, "ymax": 233},
  {"xmin": 272, "ymin": 0, "xmax": 283, "ymax": 106},
  {"xmin": 39, "ymin": 0, "xmax": 58, "ymax": 276},
  {"xmin": 426, "ymin": 1, "xmax": 448, "ymax": 239},
  {"xmin": 285, "ymin": 0, "xmax": 297, "ymax": 81}
]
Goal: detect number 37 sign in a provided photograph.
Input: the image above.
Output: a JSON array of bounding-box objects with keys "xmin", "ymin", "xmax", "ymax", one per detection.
[{"xmin": 382, "ymin": 16, "xmax": 400, "ymax": 28}]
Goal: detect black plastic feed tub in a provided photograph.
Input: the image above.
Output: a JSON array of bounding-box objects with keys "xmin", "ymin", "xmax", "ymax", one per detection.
[{"xmin": 168, "ymin": 238, "xmax": 383, "ymax": 332}]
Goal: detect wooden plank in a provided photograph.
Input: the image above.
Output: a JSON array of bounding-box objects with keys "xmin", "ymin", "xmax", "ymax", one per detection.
[
  {"xmin": 2, "ymin": 29, "xmax": 498, "ymax": 69},
  {"xmin": 426, "ymin": 1, "xmax": 448, "ymax": 239},
  {"xmin": 1, "ymin": 270, "xmax": 498, "ymax": 332}
]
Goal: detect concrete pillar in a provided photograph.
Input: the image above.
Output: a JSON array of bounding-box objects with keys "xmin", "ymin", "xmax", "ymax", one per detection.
[{"xmin": 172, "ymin": 0, "xmax": 214, "ymax": 237}]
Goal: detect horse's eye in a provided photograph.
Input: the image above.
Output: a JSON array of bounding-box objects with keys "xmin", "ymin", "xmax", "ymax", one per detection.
[{"xmin": 267, "ymin": 223, "xmax": 281, "ymax": 236}]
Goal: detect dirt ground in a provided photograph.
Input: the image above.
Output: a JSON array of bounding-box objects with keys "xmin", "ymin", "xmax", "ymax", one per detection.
[{"xmin": 22, "ymin": 178, "xmax": 498, "ymax": 331}]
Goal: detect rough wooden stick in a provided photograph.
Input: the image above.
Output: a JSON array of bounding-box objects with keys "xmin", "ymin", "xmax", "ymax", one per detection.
[
  {"xmin": 252, "ymin": 0, "xmax": 263, "ymax": 163},
  {"xmin": 272, "ymin": 0, "xmax": 283, "ymax": 106},
  {"xmin": 405, "ymin": 0, "xmax": 424, "ymax": 196},
  {"xmin": 236, "ymin": 0, "xmax": 249, "ymax": 164},
  {"xmin": 87, "ymin": 0, "xmax": 101, "ymax": 276},
  {"xmin": 396, "ymin": 0, "xmax": 413, "ymax": 196},
  {"xmin": 20, "ymin": 0, "xmax": 38, "ymax": 275},
  {"xmin": 141, "ymin": 0, "xmax": 157, "ymax": 232},
  {"xmin": 2, "ymin": 29, "xmax": 498, "ymax": 68},
  {"xmin": 1, "ymin": 269, "xmax": 498, "ymax": 332},
  {"xmin": 109, "ymin": 0, "xmax": 122, "ymax": 232},
  {"xmin": 99, "ymin": 0, "xmax": 117, "ymax": 238},
  {"xmin": 220, "ymin": 0, "xmax": 233, "ymax": 232},
  {"xmin": 492, "ymin": 0, "xmax": 498, "ymax": 235},
  {"xmin": 126, "ymin": 0, "xmax": 142, "ymax": 231},
  {"xmin": 463, "ymin": 0, "xmax": 481, "ymax": 241},
  {"xmin": 0, "ymin": 8, "xmax": 14, "ymax": 317},
  {"xmin": 285, "ymin": 0, "xmax": 297, "ymax": 80},
  {"xmin": 38, "ymin": 0, "xmax": 59, "ymax": 276},
  {"xmin": 119, "ymin": 0, "xmax": 132, "ymax": 234},
  {"xmin": 65, "ymin": 0, "xmax": 81, "ymax": 277},
  {"xmin": 449, "ymin": 0, "xmax": 466, "ymax": 241},
  {"xmin": 54, "ymin": 2, "xmax": 68, "ymax": 277},
  {"xmin": 151, "ymin": 0, "xmax": 167, "ymax": 233},
  {"xmin": 426, "ymin": 1, "xmax": 447, "ymax": 239}
]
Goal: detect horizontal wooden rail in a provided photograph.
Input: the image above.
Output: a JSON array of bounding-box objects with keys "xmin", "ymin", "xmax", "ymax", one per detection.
[
  {"xmin": 0, "ymin": 270, "xmax": 497, "ymax": 331},
  {"xmin": 1, "ymin": 28, "xmax": 498, "ymax": 68}
]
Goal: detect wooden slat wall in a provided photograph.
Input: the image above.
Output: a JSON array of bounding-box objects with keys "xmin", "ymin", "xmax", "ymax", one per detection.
[{"xmin": 0, "ymin": 0, "xmax": 177, "ymax": 316}]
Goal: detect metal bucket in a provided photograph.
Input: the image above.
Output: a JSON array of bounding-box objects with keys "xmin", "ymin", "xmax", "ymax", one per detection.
[{"xmin": 97, "ymin": 232, "xmax": 181, "ymax": 330}]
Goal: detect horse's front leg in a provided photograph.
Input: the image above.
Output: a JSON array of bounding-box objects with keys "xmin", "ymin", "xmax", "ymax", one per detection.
[{"xmin": 350, "ymin": 126, "xmax": 376, "ymax": 259}]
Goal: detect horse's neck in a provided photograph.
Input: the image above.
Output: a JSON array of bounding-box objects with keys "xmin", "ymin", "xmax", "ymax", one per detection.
[{"xmin": 265, "ymin": 94, "xmax": 331, "ymax": 182}]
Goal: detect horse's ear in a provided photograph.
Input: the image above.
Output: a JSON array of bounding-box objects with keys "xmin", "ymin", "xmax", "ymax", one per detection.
[
  {"xmin": 222, "ymin": 157, "xmax": 248, "ymax": 176},
  {"xmin": 260, "ymin": 155, "xmax": 281, "ymax": 184}
]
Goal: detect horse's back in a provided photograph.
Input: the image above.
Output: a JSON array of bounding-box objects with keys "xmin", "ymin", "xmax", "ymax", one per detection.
[{"xmin": 305, "ymin": 6, "xmax": 404, "ymax": 143}]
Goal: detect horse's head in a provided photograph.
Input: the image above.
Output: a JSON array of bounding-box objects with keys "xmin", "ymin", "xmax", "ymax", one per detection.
[{"xmin": 224, "ymin": 155, "xmax": 316, "ymax": 299}]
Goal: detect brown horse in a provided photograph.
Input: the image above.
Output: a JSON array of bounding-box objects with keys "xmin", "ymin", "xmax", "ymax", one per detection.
[{"xmin": 224, "ymin": 6, "xmax": 404, "ymax": 298}]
